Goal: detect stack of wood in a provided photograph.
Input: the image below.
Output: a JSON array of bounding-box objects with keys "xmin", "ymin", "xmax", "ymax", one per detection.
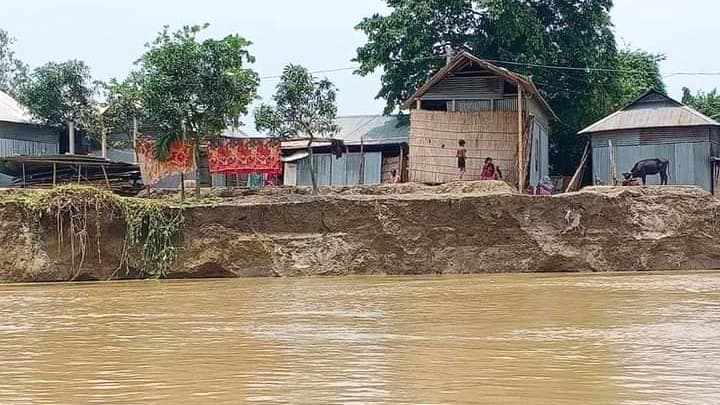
[{"xmin": 0, "ymin": 155, "xmax": 143, "ymax": 196}]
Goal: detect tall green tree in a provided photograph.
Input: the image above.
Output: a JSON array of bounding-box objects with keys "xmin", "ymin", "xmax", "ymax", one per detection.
[
  {"xmin": 137, "ymin": 24, "xmax": 260, "ymax": 195},
  {"xmin": 614, "ymin": 48, "xmax": 666, "ymax": 107},
  {"xmin": 682, "ymin": 88, "xmax": 720, "ymax": 119},
  {"xmin": 18, "ymin": 60, "xmax": 95, "ymax": 153},
  {"xmin": 255, "ymin": 64, "xmax": 339, "ymax": 193},
  {"xmin": 354, "ymin": 0, "xmax": 623, "ymax": 174},
  {"xmin": 0, "ymin": 28, "xmax": 28, "ymax": 97}
]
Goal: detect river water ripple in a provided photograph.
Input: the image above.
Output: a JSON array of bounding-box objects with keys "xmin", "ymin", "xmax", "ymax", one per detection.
[{"xmin": 0, "ymin": 273, "xmax": 718, "ymax": 404}]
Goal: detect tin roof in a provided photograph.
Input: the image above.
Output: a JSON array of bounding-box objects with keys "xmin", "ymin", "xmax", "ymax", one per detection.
[
  {"xmin": 401, "ymin": 51, "xmax": 557, "ymax": 120},
  {"xmin": 579, "ymin": 89, "xmax": 720, "ymax": 134},
  {"xmin": 281, "ymin": 115, "xmax": 409, "ymax": 149},
  {"xmin": 0, "ymin": 91, "xmax": 33, "ymax": 124}
]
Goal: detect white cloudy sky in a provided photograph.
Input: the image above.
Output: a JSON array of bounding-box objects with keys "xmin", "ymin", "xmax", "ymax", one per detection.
[{"xmin": 3, "ymin": 0, "xmax": 718, "ymax": 122}]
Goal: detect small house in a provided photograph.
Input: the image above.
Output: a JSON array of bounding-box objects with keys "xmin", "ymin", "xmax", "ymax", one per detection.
[
  {"xmin": 282, "ymin": 115, "xmax": 408, "ymax": 187},
  {"xmin": 402, "ymin": 51, "xmax": 556, "ymax": 189},
  {"xmin": 580, "ymin": 89, "xmax": 720, "ymax": 193}
]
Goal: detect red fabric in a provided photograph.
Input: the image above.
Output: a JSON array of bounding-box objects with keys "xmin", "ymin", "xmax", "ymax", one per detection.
[
  {"xmin": 480, "ymin": 163, "xmax": 497, "ymax": 180},
  {"xmin": 208, "ymin": 138, "xmax": 282, "ymax": 175},
  {"xmin": 136, "ymin": 140, "xmax": 196, "ymax": 185}
]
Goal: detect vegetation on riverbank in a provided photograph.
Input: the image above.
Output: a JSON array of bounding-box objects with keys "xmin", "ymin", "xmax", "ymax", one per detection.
[{"xmin": 0, "ymin": 185, "xmax": 184, "ymax": 279}]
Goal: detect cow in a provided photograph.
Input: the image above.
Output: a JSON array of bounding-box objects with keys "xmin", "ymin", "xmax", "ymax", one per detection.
[{"xmin": 627, "ymin": 158, "xmax": 670, "ymax": 185}]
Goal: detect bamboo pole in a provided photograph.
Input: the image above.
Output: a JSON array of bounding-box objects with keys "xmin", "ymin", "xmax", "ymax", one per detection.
[
  {"xmin": 77, "ymin": 164, "xmax": 82, "ymax": 184},
  {"xmin": 52, "ymin": 163, "xmax": 56, "ymax": 187},
  {"xmin": 517, "ymin": 86, "xmax": 524, "ymax": 192}
]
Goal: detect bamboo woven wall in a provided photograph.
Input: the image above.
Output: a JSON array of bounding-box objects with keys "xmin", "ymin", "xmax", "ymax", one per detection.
[{"xmin": 409, "ymin": 110, "xmax": 520, "ymax": 184}]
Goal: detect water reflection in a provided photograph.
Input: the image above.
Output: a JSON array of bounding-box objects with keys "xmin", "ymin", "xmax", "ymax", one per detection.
[{"xmin": 0, "ymin": 273, "xmax": 718, "ymax": 404}]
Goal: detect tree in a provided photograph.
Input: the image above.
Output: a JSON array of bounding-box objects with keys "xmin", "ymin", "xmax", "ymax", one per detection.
[
  {"xmin": 18, "ymin": 60, "xmax": 95, "ymax": 154},
  {"xmin": 0, "ymin": 28, "xmax": 28, "ymax": 97},
  {"xmin": 354, "ymin": 0, "xmax": 628, "ymax": 174},
  {"xmin": 255, "ymin": 64, "xmax": 339, "ymax": 193},
  {"xmin": 682, "ymin": 88, "xmax": 720, "ymax": 119},
  {"xmin": 137, "ymin": 24, "xmax": 259, "ymax": 195},
  {"xmin": 614, "ymin": 49, "xmax": 666, "ymax": 107}
]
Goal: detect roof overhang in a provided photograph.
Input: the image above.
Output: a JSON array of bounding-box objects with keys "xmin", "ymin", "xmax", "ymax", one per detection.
[
  {"xmin": 579, "ymin": 89, "xmax": 720, "ymax": 135},
  {"xmin": 400, "ymin": 51, "xmax": 558, "ymax": 121}
]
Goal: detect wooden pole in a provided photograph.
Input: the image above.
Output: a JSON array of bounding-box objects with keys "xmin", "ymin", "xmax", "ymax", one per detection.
[
  {"xmin": 399, "ymin": 144, "xmax": 405, "ymax": 183},
  {"xmin": 517, "ymin": 85, "xmax": 524, "ymax": 192},
  {"xmin": 101, "ymin": 164, "xmax": 110, "ymax": 189},
  {"xmin": 132, "ymin": 117, "xmax": 138, "ymax": 163},
  {"xmin": 77, "ymin": 164, "xmax": 82, "ymax": 184},
  {"xmin": 359, "ymin": 137, "xmax": 365, "ymax": 184},
  {"xmin": 52, "ymin": 163, "xmax": 57, "ymax": 187},
  {"xmin": 101, "ymin": 130, "xmax": 108, "ymax": 159},
  {"xmin": 609, "ymin": 139, "xmax": 618, "ymax": 186},
  {"xmin": 22, "ymin": 162, "xmax": 26, "ymax": 188},
  {"xmin": 180, "ymin": 172, "xmax": 186, "ymax": 200}
]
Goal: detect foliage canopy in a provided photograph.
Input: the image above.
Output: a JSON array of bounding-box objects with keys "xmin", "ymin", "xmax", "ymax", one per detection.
[{"xmin": 137, "ymin": 24, "xmax": 260, "ymax": 159}]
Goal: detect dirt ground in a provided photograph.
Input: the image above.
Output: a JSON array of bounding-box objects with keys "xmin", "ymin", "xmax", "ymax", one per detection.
[{"xmin": 1, "ymin": 182, "xmax": 719, "ymax": 281}]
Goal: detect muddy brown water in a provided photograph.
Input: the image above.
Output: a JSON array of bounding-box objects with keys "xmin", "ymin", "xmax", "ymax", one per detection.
[{"xmin": 0, "ymin": 273, "xmax": 718, "ymax": 404}]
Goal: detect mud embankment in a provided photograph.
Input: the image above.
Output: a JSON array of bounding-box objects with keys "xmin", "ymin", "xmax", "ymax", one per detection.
[{"xmin": 1, "ymin": 182, "xmax": 719, "ymax": 282}]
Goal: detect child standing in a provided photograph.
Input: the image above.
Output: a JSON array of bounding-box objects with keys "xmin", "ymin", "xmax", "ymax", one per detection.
[{"xmin": 457, "ymin": 140, "xmax": 467, "ymax": 179}]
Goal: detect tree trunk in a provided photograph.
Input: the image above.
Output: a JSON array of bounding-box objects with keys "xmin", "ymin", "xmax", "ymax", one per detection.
[{"xmin": 307, "ymin": 138, "xmax": 319, "ymax": 194}]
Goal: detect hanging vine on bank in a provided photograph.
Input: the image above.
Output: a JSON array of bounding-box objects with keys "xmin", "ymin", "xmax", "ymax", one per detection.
[{"xmin": 9, "ymin": 185, "xmax": 184, "ymax": 279}]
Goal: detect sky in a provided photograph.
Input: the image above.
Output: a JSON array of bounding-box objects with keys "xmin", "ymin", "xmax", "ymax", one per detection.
[{"xmin": 2, "ymin": 0, "xmax": 718, "ymax": 128}]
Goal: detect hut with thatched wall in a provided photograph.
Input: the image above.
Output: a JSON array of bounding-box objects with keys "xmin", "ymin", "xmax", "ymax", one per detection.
[{"xmin": 402, "ymin": 51, "xmax": 556, "ymax": 190}]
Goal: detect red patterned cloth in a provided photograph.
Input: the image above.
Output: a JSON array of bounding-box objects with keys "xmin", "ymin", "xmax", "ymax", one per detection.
[
  {"xmin": 207, "ymin": 138, "xmax": 282, "ymax": 175},
  {"xmin": 136, "ymin": 140, "xmax": 196, "ymax": 185}
]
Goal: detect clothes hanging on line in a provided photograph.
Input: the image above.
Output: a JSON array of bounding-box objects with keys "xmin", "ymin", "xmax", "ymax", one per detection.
[
  {"xmin": 136, "ymin": 140, "xmax": 196, "ymax": 185},
  {"xmin": 207, "ymin": 138, "xmax": 282, "ymax": 175}
]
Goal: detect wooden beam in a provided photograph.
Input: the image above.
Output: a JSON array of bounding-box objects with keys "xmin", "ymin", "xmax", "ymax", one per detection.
[
  {"xmin": 101, "ymin": 164, "xmax": 110, "ymax": 189},
  {"xmin": 416, "ymin": 99, "xmax": 422, "ymax": 110}
]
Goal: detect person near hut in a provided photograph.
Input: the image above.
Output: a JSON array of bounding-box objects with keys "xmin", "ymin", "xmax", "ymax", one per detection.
[
  {"xmin": 456, "ymin": 140, "xmax": 467, "ymax": 179},
  {"xmin": 389, "ymin": 169, "xmax": 401, "ymax": 184},
  {"xmin": 536, "ymin": 176, "xmax": 555, "ymax": 195},
  {"xmin": 480, "ymin": 157, "xmax": 499, "ymax": 180}
]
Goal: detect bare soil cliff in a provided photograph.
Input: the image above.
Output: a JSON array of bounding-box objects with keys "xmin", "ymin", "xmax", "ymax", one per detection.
[{"xmin": 1, "ymin": 182, "xmax": 719, "ymax": 282}]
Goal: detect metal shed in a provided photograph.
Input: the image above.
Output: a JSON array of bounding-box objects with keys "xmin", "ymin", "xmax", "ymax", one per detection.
[
  {"xmin": 580, "ymin": 90, "xmax": 720, "ymax": 193},
  {"xmin": 282, "ymin": 115, "xmax": 409, "ymax": 187}
]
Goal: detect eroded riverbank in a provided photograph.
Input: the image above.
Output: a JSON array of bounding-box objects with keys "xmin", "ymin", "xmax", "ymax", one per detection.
[{"xmin": 1, "ymin": 182, "xmax": 720, "ymax": 282}]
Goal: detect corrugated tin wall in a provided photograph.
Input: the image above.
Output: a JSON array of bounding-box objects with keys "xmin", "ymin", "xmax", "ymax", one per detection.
[
  {"xmin": 528, "ymin": 120, "xmax": 549, "ymax": 187},
  {"xmin": 0, "ymin": 122, "xmax": 59, "ymax": 157},
  {"xmin": 295, "ymin": 152, "xmax": 382, "ymax": 186},
  {"xmin": 0, "ymin": 138, "xmax": 58, "ymax": 156},
  {"xmin": 424, "ymin": 76, "xmax": 502, "ymax": 101},
  {"xmin": 591, "ymin": 128, "xmax": 712, "ymax": 190}
]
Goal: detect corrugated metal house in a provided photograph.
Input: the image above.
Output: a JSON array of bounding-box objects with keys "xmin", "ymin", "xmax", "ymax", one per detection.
[
  {"xmin": 282, "ymin": 115, "xmax": 408, "ymax": 187},
  {"xmin": 580, "ymin": 89, "xmax": 720, "ymax": 192},
  {"xmin": 402, "ymin": 51, "xmax": 556, "ymax": 189},
  {"xmin": 0, "ymin": 91, "xmax": 60, "ymax": 184}
]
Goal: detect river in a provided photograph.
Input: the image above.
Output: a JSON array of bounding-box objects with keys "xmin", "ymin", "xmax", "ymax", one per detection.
[{"xmin": 0, "ymin": 273, "xmax": 718, "ymax": 404}]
